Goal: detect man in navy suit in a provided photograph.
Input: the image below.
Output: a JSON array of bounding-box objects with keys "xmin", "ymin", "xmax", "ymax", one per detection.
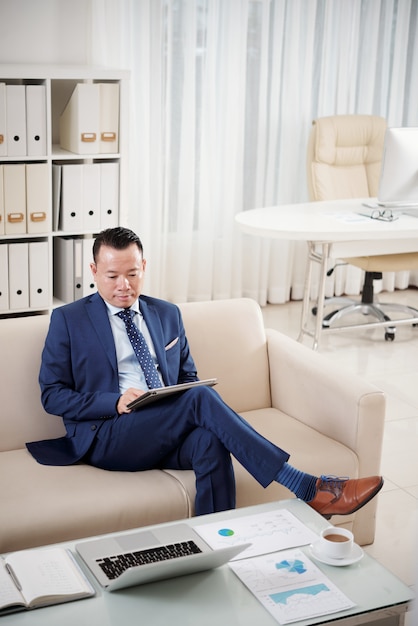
[{"xmin": 27, "ymin": 227, "xmax": 383, "ymax": 518}]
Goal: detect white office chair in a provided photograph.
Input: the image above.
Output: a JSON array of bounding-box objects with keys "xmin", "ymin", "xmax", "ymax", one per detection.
[{"xmin": 306, "ymin": 114, "xmax": 418, "ymax": 340}]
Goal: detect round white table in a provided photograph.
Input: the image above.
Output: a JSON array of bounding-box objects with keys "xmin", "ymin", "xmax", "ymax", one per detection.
[{"xmin": 235, "ymin": 198, "xmax": 418, "ymax": 348}]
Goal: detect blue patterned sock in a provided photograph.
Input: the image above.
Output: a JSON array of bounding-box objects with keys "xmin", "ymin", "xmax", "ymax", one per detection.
[{"xmin": 275, "ymin": 463, "xmax": 318, "ymax": 502}]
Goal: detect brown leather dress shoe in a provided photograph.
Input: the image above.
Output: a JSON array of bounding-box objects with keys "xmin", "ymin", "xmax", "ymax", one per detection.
[{"xmin": 308, "ymin": 475, "xmax": 384, "ymax": 519}]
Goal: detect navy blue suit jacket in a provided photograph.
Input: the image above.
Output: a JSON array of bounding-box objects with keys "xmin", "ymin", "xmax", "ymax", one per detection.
[{"xmin": 27, "ymin": 292, "xmax": 198, "ymax": 465}]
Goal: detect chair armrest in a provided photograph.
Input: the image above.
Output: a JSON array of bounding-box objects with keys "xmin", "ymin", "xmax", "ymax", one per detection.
[{"xmin": 266, "ymin": 328, "xmax": 385, "ymax": 479}]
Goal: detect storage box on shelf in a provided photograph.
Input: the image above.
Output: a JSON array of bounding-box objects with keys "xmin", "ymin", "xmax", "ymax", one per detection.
[{"xmin": 0, "ymin": 65, "xmax": 128, "ymax": 318}]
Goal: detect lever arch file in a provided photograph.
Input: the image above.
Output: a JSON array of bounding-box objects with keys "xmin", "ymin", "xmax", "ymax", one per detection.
[
  {"xmin": 0, "ymin": 245, "xmax": 8, "ymax": 312},
  {"xmin": 73, "ymin": 238, "xmax": 83, "ymax": 301},
  {"xmin": 52, "ymin": 163, "xmax": 62, "ymax": 231},
  {"xmin": 26, "ymin": 84, "xmax": 47, "ymax": 156},
  {"xmin": 54, "ymin": 237, "xmax": 75, "ymax": 304},
  {"xmin": 8, "ymin": 243, "xmax": 29, "ymax": 310},
  {"xmin": 82, "ymin": 237, "xmax": 96, "ymax": 297},
  {"xmin": 99, "ymin": 82, "xmax": 119, "ymax": 153},
  {"xmin": 82, "ymin": 163, "xmax": 101, "ymax": 231},
  {"xmin": 0, "ymin": 83, "xmax": 6, "ymax": 157},
  {"xmin": 26, "ymin": 163, "xmax": 51, "ymax": 234},
  {"xmin": 0, "ymin": 164, "xmax": 4, "ymax": 236},
  {"xmin": 100, "ymin": 162, "xmax": 119, "ymax": 228},
  {"xmin": 6, "ymin": 85, "xmax": 27, "ymax": 156},
  {"xmin": 60, "ymin": 164, "xmax": 84, "ymax": 231},
  {"xmin": 4, "ymin": 164, "xmax": 26, "ymax": 235},
  {"xmin": 29, "ymin": 241, "xmax": 50, "ymax": 309}
]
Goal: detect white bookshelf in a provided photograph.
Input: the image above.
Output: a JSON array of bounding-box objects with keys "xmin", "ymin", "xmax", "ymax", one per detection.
[{"xmin": 0, "ymin": 65, "xmax": 129, "ymax": 317}]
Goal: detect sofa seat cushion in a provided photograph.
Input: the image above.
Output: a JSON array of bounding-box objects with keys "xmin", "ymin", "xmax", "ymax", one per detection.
[{"xmin": 0, "ymin": 449, "xmax": 194, "ymax": 552}]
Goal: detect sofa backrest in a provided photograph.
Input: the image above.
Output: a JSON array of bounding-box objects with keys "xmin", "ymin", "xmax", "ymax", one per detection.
[
  {"xmin": 0, "ymin": 298, "xmax": 271, "ymax": 452},
  {"xmin": 179, "ymin": 298, "xmax": 271, "ymax": 413},
  {"xmin": 0, "ymin": 314, "xmax": 66, "ymax": 452}
]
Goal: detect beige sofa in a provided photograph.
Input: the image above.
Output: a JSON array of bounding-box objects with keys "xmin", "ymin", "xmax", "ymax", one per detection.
[{"xmin": 0, "ymin": 298, "xmax": 385, "ymax": 553}]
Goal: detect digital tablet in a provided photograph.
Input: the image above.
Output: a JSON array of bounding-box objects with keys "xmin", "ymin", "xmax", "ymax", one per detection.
[{"xmin": 126, "ymin": 378, "xmax": 218, "ymax": 410}]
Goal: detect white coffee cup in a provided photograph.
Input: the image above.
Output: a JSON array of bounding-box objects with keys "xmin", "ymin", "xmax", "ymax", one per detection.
[{"xmin": 319, "ymin": 527, "xmax": 354, "ymax": 560}]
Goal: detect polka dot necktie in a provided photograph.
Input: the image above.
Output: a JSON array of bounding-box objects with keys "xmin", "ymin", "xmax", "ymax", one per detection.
[{"xmin": 117, "ymin": 309, "xmax": 163, "ymax": 389}]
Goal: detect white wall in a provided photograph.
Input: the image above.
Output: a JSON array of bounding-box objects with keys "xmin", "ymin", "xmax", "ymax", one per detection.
[{"xmin": 0, "ymin": 0, "xmax": 90, "ymax": 65}]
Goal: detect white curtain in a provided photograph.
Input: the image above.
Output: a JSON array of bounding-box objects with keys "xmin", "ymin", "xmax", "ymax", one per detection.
[{"xmin": 89, "ymin": 0, "xmax": 418, "ymax": 304}]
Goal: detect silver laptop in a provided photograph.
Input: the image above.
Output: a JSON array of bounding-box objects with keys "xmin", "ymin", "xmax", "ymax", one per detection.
[
  {"xmin": 126, "ymin": 378, "xmax": 217, "ymax": 410},
  {"xmin": 75, "ymin": 523, "xmax": 250, "ymax": 591}
]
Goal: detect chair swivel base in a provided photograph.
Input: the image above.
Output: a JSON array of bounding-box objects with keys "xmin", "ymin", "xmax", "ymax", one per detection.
[{"xmin": 322, "ymin": 301, "xmax": 418, "ymax": 341}]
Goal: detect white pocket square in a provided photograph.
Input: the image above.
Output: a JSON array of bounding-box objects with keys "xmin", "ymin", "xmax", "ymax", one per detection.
[{"xmin": 165, "ymin": 337, "xmax": 179, "ymax": 351}]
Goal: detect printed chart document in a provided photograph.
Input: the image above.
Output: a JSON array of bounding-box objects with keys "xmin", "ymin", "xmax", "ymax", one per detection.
[
  {"xmin": 195, "ymin": 508, "xmax": 318, "ymax": 560},
  {"xmin": 229, "ymin": 548, "xmax": 355, "ymax": 624},
  {"xmin": 195, "ymin": 509, "xmax": 355, "ymax": 624},
  {"xmin": 0, "ymin": 547, "xmax": 95, "ymax": 615}
]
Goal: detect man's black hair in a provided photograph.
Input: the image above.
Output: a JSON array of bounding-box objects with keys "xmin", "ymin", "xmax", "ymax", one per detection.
[{"xmin": 92, "ymin": 227, "xmax": 143, "ymax": 263}]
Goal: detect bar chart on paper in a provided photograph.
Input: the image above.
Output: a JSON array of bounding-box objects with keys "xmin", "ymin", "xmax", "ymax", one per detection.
[{"xmin": 229, "ymin": 548, "xmax": 355, "ymax": 624}]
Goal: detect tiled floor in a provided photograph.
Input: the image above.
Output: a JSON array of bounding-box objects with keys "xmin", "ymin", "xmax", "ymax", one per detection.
[{"xmin": 261, "ymin": 288, "xmax": 418, "ymax": 623}]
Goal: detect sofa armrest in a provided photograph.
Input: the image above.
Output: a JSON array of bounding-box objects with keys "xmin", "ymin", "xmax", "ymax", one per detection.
[{"xmin": 266, "ymin": 328, "xmax": 385, "ymax": 480}]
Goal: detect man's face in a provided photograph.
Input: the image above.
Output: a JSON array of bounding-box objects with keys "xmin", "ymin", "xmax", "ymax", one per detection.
[{"xmin": 90, "ymin": 243, "xmax": 146, "ymax": 308}]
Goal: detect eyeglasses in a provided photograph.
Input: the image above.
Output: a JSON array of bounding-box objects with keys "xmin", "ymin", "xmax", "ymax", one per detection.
[{"xmin": 370, "ymin": 209, "xmax": 399, "ymax": 222}]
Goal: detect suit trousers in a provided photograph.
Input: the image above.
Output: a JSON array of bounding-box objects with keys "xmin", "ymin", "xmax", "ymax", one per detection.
[{"xmin": 86, "ymin": 386, "xmax": 290, "ymax": 515}]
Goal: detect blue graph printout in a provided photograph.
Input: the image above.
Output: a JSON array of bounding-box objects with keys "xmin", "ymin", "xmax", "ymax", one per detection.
[{"xmin": 229, "ymin": 548, "xmax": 355, "ymax": 624}]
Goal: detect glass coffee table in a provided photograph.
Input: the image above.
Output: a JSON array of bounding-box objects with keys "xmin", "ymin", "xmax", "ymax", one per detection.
[{"xmin": 3, "ymin": 499, "xmax": 414, "ymax": 626}]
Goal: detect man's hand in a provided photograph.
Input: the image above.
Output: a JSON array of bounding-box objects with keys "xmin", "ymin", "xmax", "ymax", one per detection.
[{"xmin": 117, "ymin": 388, "xmax": 146, "ymax": 414}]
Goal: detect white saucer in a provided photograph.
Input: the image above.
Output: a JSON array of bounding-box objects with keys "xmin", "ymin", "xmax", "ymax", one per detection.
[{"xmin": 309, "ymin": 540, "xmax": 364, "ymax": 566}]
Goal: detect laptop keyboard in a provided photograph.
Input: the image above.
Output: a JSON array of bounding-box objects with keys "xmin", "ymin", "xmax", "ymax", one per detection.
[{"xmin": 96, "ymin": 540, "xmax": 203, "ymax": 580}]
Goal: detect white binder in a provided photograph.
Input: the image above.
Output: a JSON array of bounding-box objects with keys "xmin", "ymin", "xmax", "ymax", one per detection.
[
  {"xmin": 83, "ymin": 163, "xmax": 101, "ymax": 231},
  {"xmin": 4, "ymin": 164, "xmax": 26, "ymax": 235},
  {"xmin": 0, "ymin": 244, "xmax": 8, "ymax": 311},
  {"xmin": 60, "ymin": 164, "xmax": 84, "ymax": 231},
  {"xmin": 0, "ymin": 165, "xmax": 4, "ymax": 236},
  {"xmin": 0, "ymin": 83, "xmax": 6, "ymax": 157},
  {"xmin": 100, "ymin": 162, "xmax": 119, "ymax": 228},
  {"xmin": 6, "ymin": 84, "xmax": 27, "ymax": 156},
  {"xmin": 82, "ymin": 237, "xmax": 96, "ymax": 296},
  {"xmin": 60, "ymin": 83, "xmax": 100, "ymax": 154},
  {"xmin": 29, "ymin": 241, "xmax": 50, "ymax": 309},
  {"xmin": 52, "ymin": 163, "xmax": 62, "ymax": 231},
  {"xmin": 26, "ymin": 163, "xmax": 51, "ymax": 234},
  {"xmin": 53, "ymin": 236, "xmax": 75, "ymax": 304},
  {"xmin": 73, "ymin": 238, "xmax": 84, "ymax": 301},
  {"xmin": 99, "ymin": 83, "xmax": 119, "ymax": 153},
  {"xmin": 8, "ymin": 242, "xmax": 29, "ymax": 310},
  {"xmin": 26, "ymin": 84, "xmax": 47, "ymax": 156}
]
